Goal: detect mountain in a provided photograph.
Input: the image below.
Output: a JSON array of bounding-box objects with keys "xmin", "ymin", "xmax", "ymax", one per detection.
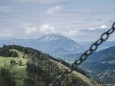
[
  {"xmin": 62, "ymin": 41, "xmax": 115, "ymax": 63},
  {"xmin": 36, "ymin": 34, "xmax": 82, "ymax": 57},
  {"xmin": 0, "ymin": 45, "xmax": 100, "ymax": 86},
  {"xmin": 97, "ymin": 41, "xmax": 115, "ymax": 51},
  {"xmin": 82, "ymin": 46, "xmax": 115, "ymax": 65},
  {"xmin": 80, "ymin": 46, "xmax": 115, "ymax": 84},
  {"xmin": 78, "ymin": 41, "xmax": 115, "ymax": 52},
  {"xmin": 0, "ymin": 34, "xmax": 82, "ymax": 58}
]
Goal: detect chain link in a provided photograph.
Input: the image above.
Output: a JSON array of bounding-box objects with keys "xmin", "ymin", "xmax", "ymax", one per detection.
[{"xmin": 49, "ymin": 22, "xmax": 115, "ymax": 86}]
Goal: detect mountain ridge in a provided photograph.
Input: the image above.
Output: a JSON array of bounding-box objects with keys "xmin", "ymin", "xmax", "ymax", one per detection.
[
  {"xmin": 0, "ymin": 34, "xmax": 82, "ymax": 58},
  {"xmin": 80, "ymin": 46, "xmax": 115, "ymax": 84}
]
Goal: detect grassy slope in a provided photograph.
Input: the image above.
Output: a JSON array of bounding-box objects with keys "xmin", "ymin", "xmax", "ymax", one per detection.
[
  {"xmin": 50, "ymin": 59, "xmax": 102, "ymax": 86},
  {"xmin": 0, "ymin": 49, "xmax": 28, "ymax": 86},
  {"xmin": 0, "ymin": 48, "xmax": 101, "ymax": 86}
]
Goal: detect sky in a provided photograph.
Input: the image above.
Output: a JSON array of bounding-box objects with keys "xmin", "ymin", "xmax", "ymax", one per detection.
[{"xmin": 0, "ymin": 0, "xmax": 115, "ymax": 42}]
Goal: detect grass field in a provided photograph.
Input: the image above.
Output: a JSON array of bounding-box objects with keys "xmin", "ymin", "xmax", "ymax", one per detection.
[{"xmin": 0, "ymin": 50, "xmax": 28, "ymax": 86}]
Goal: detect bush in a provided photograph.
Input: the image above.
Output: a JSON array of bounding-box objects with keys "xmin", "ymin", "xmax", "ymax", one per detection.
[{"xmin": 19, "ymin": 60, "xmax": 22, "ymax": 66}]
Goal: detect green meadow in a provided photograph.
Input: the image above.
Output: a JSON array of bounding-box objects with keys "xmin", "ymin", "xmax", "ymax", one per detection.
[{"xmin": 0, "ymin": 50, "xmax": 28, "ymax": 86}]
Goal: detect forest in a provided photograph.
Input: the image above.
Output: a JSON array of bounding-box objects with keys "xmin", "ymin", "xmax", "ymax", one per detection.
[{"xmin": 0, "ymin": 45, "xmax": 99, "ymax": 86}]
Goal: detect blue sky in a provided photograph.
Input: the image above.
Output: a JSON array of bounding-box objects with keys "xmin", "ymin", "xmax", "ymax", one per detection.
[{"xmin": 0, "ymin": 0, "xmax": 115, "ymax": 42}]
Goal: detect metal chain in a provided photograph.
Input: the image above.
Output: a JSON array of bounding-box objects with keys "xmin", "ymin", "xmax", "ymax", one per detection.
[{"xmin": 49, "ymin": 22, "xmax": 115, "ymax": 86}]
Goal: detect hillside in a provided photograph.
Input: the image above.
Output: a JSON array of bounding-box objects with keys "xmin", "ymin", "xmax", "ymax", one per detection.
[
  {"xmin": 80, "ymin": 46, "xmax": 115, "ymax": 84},
  {"xmin": 0, "ymin": 49, "xmax": 28, "ymax": 86},
  {"xmin": 0, "ymin": 45, "xmax": 100, "ymax": 86},
  {"xmin": 50, "ymin": 59, "xmax": 99, "ymax": 86},
  {"xmin": 81, "ymin": 46, "xmax": 115, "ymax": 71}
]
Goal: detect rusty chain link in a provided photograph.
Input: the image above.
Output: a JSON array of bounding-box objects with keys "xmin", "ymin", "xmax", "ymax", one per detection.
[{"xmin": 49, "ymin": 22, "xmax": 115, "ymax": 86}]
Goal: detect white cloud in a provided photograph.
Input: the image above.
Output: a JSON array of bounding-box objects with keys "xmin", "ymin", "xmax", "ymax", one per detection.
[
  {"xmin": 24, "ymin": 23, "xmax": 56, "ymax": 35},
  {"xmin": 25, "ymin": 27, "xmax": 38, "ymax": 34},
  {"xmin": 100, "ymin": 25, "xmax": 108, "ymax": 29},
  {"xmin": 18, "ymin": 0, "xmax": 69, "ymax": 4},
  {"xmin": 46, "ymin": 6, "xmax": 63, "ymax": 14},
  {"xmin": 62, "ymin": 30, "xmax": 83, "ymax": 38},
  {"xmin": 88, "ymin": 25, "xmax": 108, "ymax": 30},
  {"xmin": 39, "ymin": 24, "xmax": 56, "ymax": 34}
]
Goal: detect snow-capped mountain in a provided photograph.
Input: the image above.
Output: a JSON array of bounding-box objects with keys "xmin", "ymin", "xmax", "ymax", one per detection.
[{"xmin": 0, "ymin": 34, "xmax": 82, "ymax": 58}]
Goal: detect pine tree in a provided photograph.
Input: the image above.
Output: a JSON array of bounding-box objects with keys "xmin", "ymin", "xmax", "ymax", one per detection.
[{"xmin": 0, "ymin": 68, "xmax": 16, "ymax": 86}]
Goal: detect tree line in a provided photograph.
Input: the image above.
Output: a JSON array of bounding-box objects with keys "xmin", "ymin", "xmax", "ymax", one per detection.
[{"xmin": 0, "ymin": 46, "xmax": 18, "ymax": 57}]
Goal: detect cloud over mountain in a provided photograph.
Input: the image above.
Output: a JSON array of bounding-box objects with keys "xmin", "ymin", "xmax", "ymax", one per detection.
[{"xmin": 39, "ymin": 24, "xmax": 56, "ymax": 34}]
